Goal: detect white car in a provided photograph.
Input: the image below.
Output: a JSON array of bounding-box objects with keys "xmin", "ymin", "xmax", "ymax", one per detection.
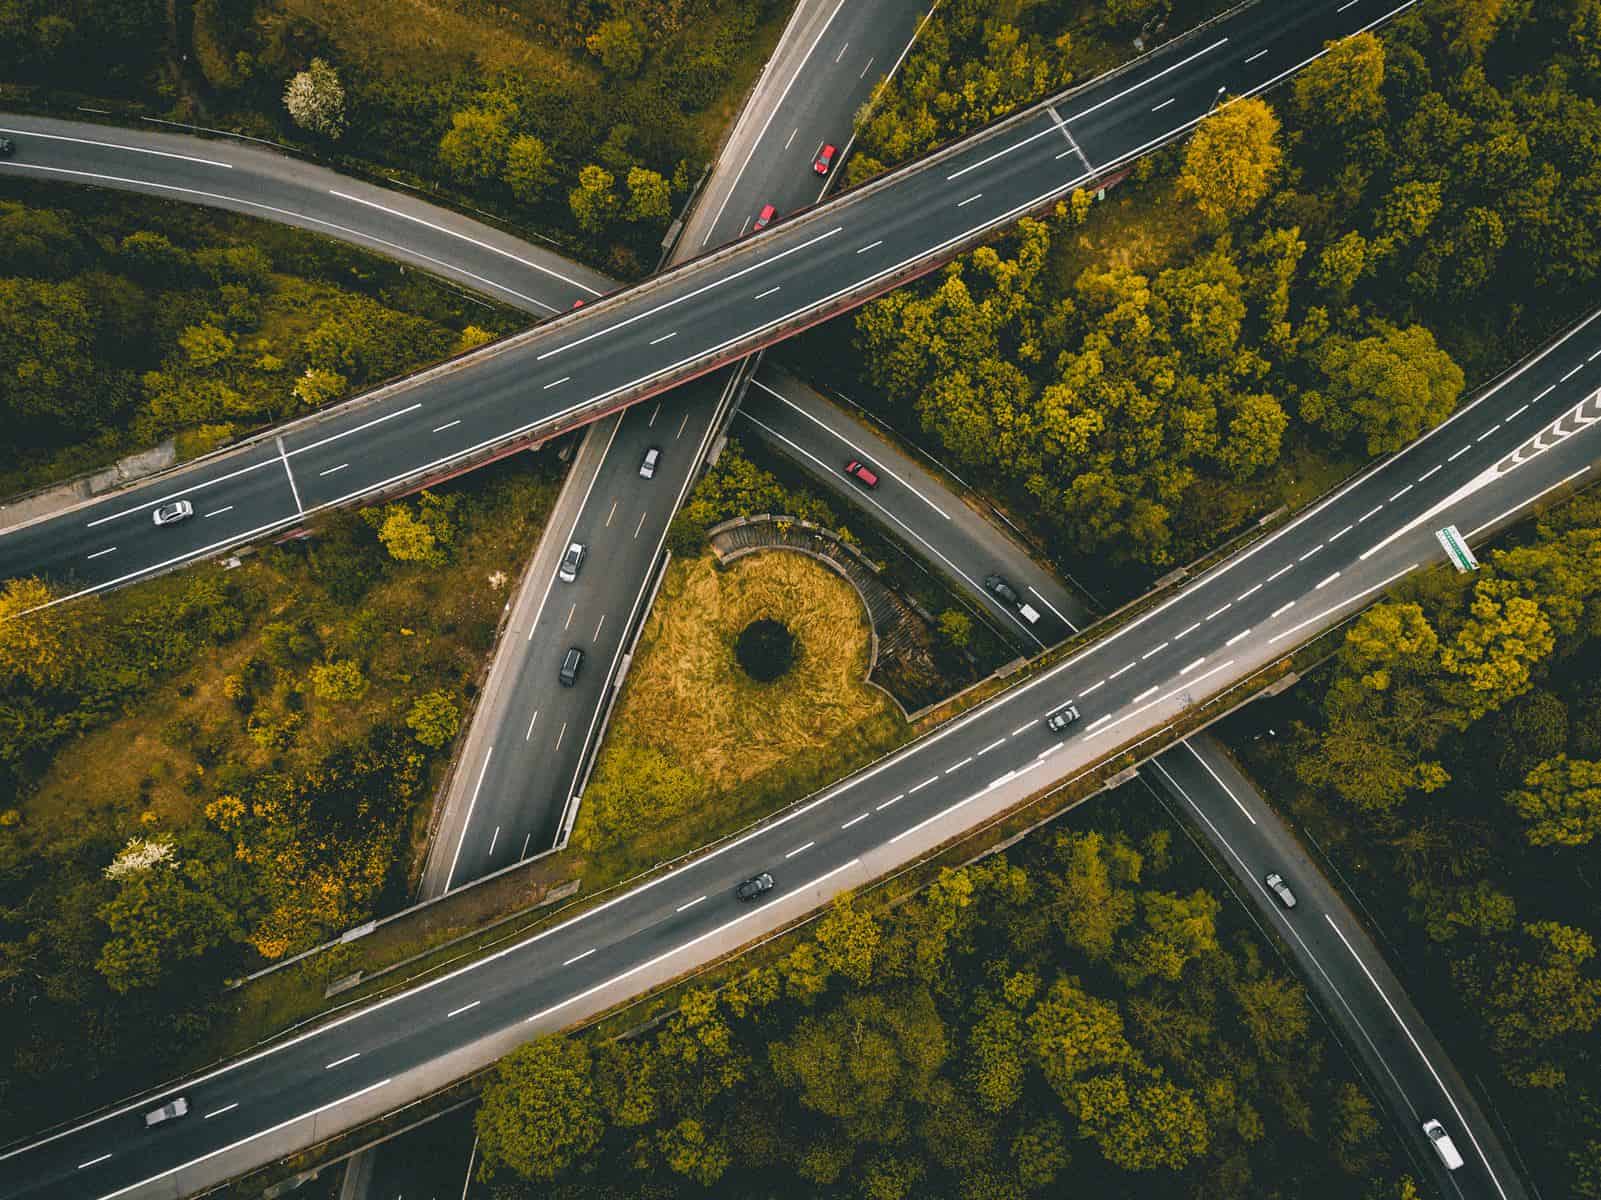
[{"xmin": 151, "ymin": 500, "xmax": 194, "ymax": 527}]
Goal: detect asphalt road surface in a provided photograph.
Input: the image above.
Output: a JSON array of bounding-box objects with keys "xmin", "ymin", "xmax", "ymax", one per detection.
[
  {"xmin": 6, "ymin": 281, "xmax": 1593, "ymax": 1200},
  {"xmin": 0, "ymin": 0, "xmax": 1412, "ymax": 604}
]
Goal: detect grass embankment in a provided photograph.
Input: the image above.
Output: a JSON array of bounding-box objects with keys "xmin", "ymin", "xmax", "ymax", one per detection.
[{"xmin": 575, "ymin": 551, "xmax": 910, "ymax": 875}]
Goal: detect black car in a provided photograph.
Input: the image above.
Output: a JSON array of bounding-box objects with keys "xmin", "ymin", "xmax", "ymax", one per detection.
[
  {"xmin": 983, "ymin": 574, "xmax": 1021, "ymax": 606},
  {"xmin": 735, "ymin": 872, "xmax": 774, "ymax": 902}
]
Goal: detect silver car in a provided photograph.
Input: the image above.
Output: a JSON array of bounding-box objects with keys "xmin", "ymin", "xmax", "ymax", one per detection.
[{"xmin": 151, "ymin": 500, "xmax": 194, "ymax": 527}]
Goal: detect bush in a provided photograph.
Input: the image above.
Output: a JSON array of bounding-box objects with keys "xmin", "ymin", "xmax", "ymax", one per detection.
[{"xmin": 735, "ymin": 618, "xmax": 795, "ymax": 682}]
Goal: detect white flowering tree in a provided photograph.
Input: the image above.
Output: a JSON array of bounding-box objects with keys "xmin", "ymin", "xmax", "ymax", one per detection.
[{"xmin": 284, "ymin": 58, "xmax": 346, "ymax": 139}]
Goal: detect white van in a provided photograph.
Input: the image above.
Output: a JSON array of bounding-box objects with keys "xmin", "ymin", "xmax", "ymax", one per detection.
[{"xmin": 1422, "ymin": 1119, "xmax": 1464, "ymax": 1171}]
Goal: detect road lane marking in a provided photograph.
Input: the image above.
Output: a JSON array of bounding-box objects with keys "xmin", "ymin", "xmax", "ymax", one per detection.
[
  {"xmin": 86, "ymin": 547, "xmax": 116, "ymax": 560},
  {"xmin": 543, "ymin": 376, "xmax": 570, "ymax": 389},
  {"xmin": 676, "ymin": 895, "xmax": 706, "ymax": 913},
  {"xmin": 319, "ymin": 463, "xmax": 349, "ymax": 477},
  {"xmin": 432, "ymin": 420, "xmax": 461, "ymax": 433},
  {"xmin": 649, "ymin": 332, "xmax": 677, "ymax": 346},
  {"xmin": 1269, "ymin": 565, "xmax": 1418, "ymax": 644},
  {"xmin": 1317, "ymin": 572, "xmax": 1340, "ymax": 589},
  {"xmin": 841, "ymin": 812, "xmax": 869, "ymax": 829},
  {"xmin": 443, "ymin": 747, "xmax": 493, "ymax": 892},
  {"xmin": 785, "ymin": 841, "xmax": 815, "ymax": 858},
  {"xmin": 203, "ymin": 1104, "xmax": 238, "ymax": 1120},
  {"xmin": 447, "ymin": 1001, "xmax": 480, "ymax": 1018},
  {"xmin": 325, "ymin": 1053, "xmax": 360, "ymax": 1070},
  {"xmin": 79, "ymin": 1154, "xmax": 113, "ymax": 1169},
  {"xmin": 1225, "ymin": 628, "xmax": 1250, "ymax": 646},
  {"xmin": 755, "ymin": 286, "xmax": 781, "ymax": 300},
  {"xmin": 957, "ymin": 193, "xmax": 983, "ymax": 207},
  {"xmin": 1271, "ymin": 601, "xmax": 1294, "ymax": 618},
  {"xmin": 1133, "ymin": 686, "xmax": 1158, "ymax": 703},
  {"xmin": 857, "ymin": 239, "xmax": 884, "ymax": 253},
  {"xmin": 1181, "ymin": 740, "xmax": 1257, "ymax": 824},
  {"xmin": 562, "ymin": 948, "xmax": 596, "ymax": 966},
  {"xmin": 1181, "ymin": 658, "xmax": 1204, "ymax": 674}
]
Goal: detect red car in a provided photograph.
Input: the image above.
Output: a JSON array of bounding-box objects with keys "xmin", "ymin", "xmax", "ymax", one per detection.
[
  {"xmin": 843, "ymin": 459, "xmax": 880, "ymax": 489},
  {"xmin": 813, "ymin": 144, "xmax": 837, "ymax": 175},
  {"xmin": 752, "ymin": 203, "xmax": 777, "ymax": 232}
]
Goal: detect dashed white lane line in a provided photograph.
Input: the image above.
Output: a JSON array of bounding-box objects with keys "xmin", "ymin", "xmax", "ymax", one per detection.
[
  {"xmin": 1359, "ymin": 504, "xmax": 1383, "ymax": 522},
  {"xmin": 447, "ymin": 1001, "xmax": 480, "ymax": 1018},
  {"xmin": 319, "ymin": 463, "xmax": 348, "ymax": 477},
  {"xmin": 432, "ymin": 420, "xmax": 461, "ymax": 433},
  {"xmin": 203, "ymin": 1104, "xmax": 238, "ymax": 1120},
  {"xmin": 1176, "ymin": 621, "xmax": 1202, "ymax": 639},
  {"xmin": 86, "ymin": 547, "xmax": 117, "ymax": 560},
  {"xmin": 944, "ymin": 757, "xmax": 974, "ymax": 774},
  {"xmin": 1080, "ymin": 679, "xmax": 1106, "ymax": 696},
  {"xmin": 1328, "ymin": 523, "xmax": 1353, "ymax": 543},
  {"xmin": 908, "ymin": 775, "xmax": 940, "ymax": 794},
  {"xmin": 1132, "ymin": 686, "xmax": 1159, "ymax": 703},
  {"xmin": 1010, "ymin": 720, "xmax": 1034, "ymax": 737},
  {"xmin": 1180, "ymin": 658, "xmax": 1204, "ymax": 674},
  {"xmin": 1271, "ymin": 600, "xmax": 1295, "ymax": 618},
  {"xmin": 649, "ymin": 331, "xmax": 678, "ymax": 346},
  {"xmin": 957, "ymin": 193, "xmax": 984, "ymax": 207},
  {"xmin": 325, "ymin": 1053, "xmax": 360, "ymax": 1070},
  {"xmin": 1317, "ymin": 572, "xmax": 1341, "ymax": 589},
  {"xmin": 1266, "ymin": 563, "xmax": 1293, "ymax": 583},
  {"xmin": 1388, "ymin": 484, "xmax": 1413, "ymax": 502},
  {"xmin": 1447, "ymin": 445, "xmax": 1471, "ymax": 462},
  {"xmin": 542, "ymin": 376, "xmax": 570, "ymax": 390},
  {"xmin": 562, "ymin": 948, "xmax": 596, "ymax": 966},
  {"xmin": 79, "ymin": 1155, "xmax": 113, "ymax": 1169},
  {"xmin": 785, "ymin": 841, "xmax": 815, "ymax": 858},
  {"xmin": 1236, "ymin": 583, "xmax": 1262, "ymax": 602},
  {"xmin": 875, "ymin": 793, "xmax": 905, "ymax": 811},
  {"xmin": 1151, "ymin": 97, "xmax": 1177, "ymax": 112},
  {"xmin": 1206, "ymin": 603, "xmax": 1231, "ymax": 620},
  {"xmin": 1561, "ymin": 363, "xmax": 1585, "ymax": 382},
  {"xmin": 1109, "ymin": 662, "xmax": 1135, "ymax": 680},
  {"xmin": 841, "ymin": 812, "xmax": 870, "ymax": 829},
  {"xmin": 857, "ymin": 239, "xmax": 884, "ymax": 254},
  {"xmin": 204, "ymin": 505, "xmax": 233, "ymax": 518},
  {"xmin": 1245, "ymin": 48, "xmax": 1269, "ymax": 63},
  {"xmin": 754, "ymin": 286, "xmax": 781, "ymax": 300},
  {"xmin": 1417, "ymin": 464, "xmax": 1442, "ymax": 482},
  {"xmin": 676, "ymin": 895, "xmax": 706, "ymax": 913},
  {"xmin": 1140, "ymin": 641, "xmax": 1169, "ymax": 660},
  {"xmin": 1224, "ymin": 628, "xmax": 1251, "ymax": 647},
  {"xmin": 1297, "ymin": 545, "xmax": 1323, "ymax": 562},
  {"xmin": 976, "ymin": 738, "xmax": 1006, "ymax": 757}
]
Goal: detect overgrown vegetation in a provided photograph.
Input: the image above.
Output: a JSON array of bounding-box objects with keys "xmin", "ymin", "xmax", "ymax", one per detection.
[
  {"xmin": 1240, "ymin": 490, "xmax": 1601, "ymax": 1198},
  {"xmin": 574, "ymin": 551, "xmax": 906, "ymax": 873},
  {"xmin": 0, "ymin": 456, "xmax": 559, "ymax": 1136},
  {"xmin": 788, "ymin": 0, "xmax": 1601, "ymax": 599},
  {"xmin": 476, "ymin": 797, "xmax": 1415, "ymax": 1198},
  {"xmin": 0, "ymin": 181, "xmax": 520, "ymax": 495},
  {"xmin": 0, "ymin": 0, "xmax": 791, "ymax": 271}
]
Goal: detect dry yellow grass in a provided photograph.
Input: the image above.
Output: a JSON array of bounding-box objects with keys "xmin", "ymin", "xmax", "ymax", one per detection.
[
  {"xmin": 618, "ymin": 551, "xmax": 890, "ymax": 785},
  {"xmin": 272, "ymin": 0, "xmax": 598, "ymax": 84}
]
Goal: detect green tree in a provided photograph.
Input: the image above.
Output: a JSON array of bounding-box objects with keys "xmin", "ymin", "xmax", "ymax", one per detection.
[
  {"xmin": 569, "ymin": 164, "xmax": 621, "ymax": 233},
  {"xmin": 1510, "ymin": 755, "xmax": 1601, "ymax": 847},
  {"xmin": 625, "ymin": 167, "xmax": 672, "ymax": 225},
  {"xmin": 476, "ymin": 1038, "xmax": 604, "ymax": 1181},
  {"xmin": 439, "ymin": 107, "xmax": 512, "ymax": 183},
  {"xmin": 1293, "ymin": 32, "xmax": 1385, "ymax": 128},
  {"xmin": 309, "ymin": 658, "xmax": 368, "ymax": 702},
  {"xmin": 587, "ymin": 18, "xmax": 644, "ymax": 76},
  {"xmin": 406, "ymin": 690, "xmax": 461, "ymax": 748},
  {"xmin": 503, "ymin": 133, "xmax": 556, "ymax": 203},
  {"xmin": 1178, "ymin": 98, "xmax": 1282, "ymax": 225}
]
